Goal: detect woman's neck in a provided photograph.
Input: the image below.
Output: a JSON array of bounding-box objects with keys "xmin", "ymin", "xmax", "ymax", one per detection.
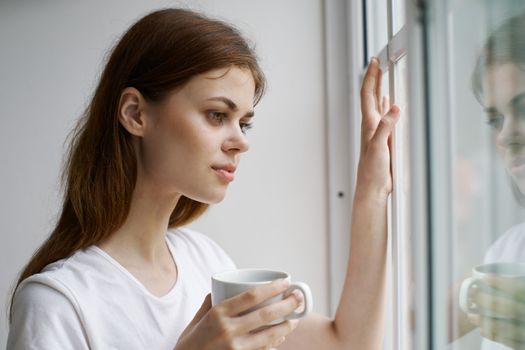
[{"xmin": 98, "ymin": 177, "xmax": 181, "ymax": 265}]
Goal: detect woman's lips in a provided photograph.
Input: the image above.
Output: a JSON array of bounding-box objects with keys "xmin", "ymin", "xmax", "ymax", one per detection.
[
  {"xmin": 508, "ymin": 156, "xmax": 525, "ymax": 178},
  {"xmin": 211, "ymin": 167, "xmax": 235, "ymax": 182}
]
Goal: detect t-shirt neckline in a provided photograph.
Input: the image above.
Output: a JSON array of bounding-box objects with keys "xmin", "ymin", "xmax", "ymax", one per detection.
[{"xmin": 89, "ymin": 235, "xmax": 182, "ymax": 302}]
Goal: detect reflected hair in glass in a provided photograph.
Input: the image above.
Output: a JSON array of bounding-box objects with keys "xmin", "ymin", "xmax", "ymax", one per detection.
[{"xmin": 472, "ymin": 12, "xmax": 525, "ymax": 102}]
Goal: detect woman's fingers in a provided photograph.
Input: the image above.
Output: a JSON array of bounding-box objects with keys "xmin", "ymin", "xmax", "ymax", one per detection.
[
  {"xmin": 360, "ymin": 58, "xmax": 400, "ymax": 151},
  {"xmin": 180, "ymin": 283, "xmax": 300, "ymax": 350},
  {"xmin": 382, "ymin": 95, "xmax": 390, "ymax": 116},
  {"xmin": 479, "ymin": 316, "xmax": 525, "ymax": 343},
  {"xmin": 375, "ymin": 67, "xmax": 383, "ymax": 114},
  {"xmin": 238, "ymin": 319, "xmax": 299, "ymax": 349},
  {"xmin": 467, "ymin": 313, "xmax": 481, "ymax": 326},
  {"xmin": 184, "ymin": 294, "xmax": 212, "ymax": 331},
  {"xmin": 233, "ymin": 293, "xmax": 302, "ymax": 334},
  {"xmin": 483, "ymin": 274, "xmax": 525, "ymax": 303},
  {"xmin": 360, "ymin": 57, "xmax": 382, "ymax": 143},
  {"xmin": 270, "ymin": 336, "xmax": 287, "ymax": 348},
  {"xmin": 371, "ymin": 105, "xmax": 400, "ymax": 145},
  {"xmin": 361, "ymin": 58, "xmax": 380, "ymax": 108},
  {"xmin": 218, "ymin": 279, "xmax": 289, "ymax": 317},
  {"xmin": 474, "ymin": 289, "xmax": 525, "ymax": 321}
]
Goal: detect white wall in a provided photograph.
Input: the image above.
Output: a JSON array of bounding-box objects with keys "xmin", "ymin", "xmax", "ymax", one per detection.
[{"xmin": 0, "ymin": 0, "xmax": 329, "ymax": 346}]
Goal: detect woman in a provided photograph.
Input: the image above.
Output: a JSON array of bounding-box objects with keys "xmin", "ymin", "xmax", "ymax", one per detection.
[
  {"xmin": 459, "ymin": 12, "xmax": 525, "ymax": 350},
  {"xmin": 7, "ymin": 8, "xmax": 399, "ymax": 350}
]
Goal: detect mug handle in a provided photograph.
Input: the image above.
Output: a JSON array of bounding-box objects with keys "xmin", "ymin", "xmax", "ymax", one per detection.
[
  {"xmin": 459, "ymin": 277, "xmax": 480, "ymax": 314},
  {"xmin": 284, "ymin": 282, "xmax": 313, "ymax": 320}
]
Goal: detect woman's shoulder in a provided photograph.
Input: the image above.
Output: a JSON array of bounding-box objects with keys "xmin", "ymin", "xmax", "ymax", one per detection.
[
  {"xmin": 16, "ymin": 247, "xmax": 108, "ymax": 300},
  {"xmin": 492, "ymin": 222, "xmax": 525, "ymax": 245},
  {"xmin": 9, "ymin": 253, "xmax": 92, "ymax": 349},
  {"xmin": 9, "ymin": 277, "xmax": 89, "ymax": 349},
  {"xmin": 14, "ymin": 273, "xmax": 77, "ymax": 310},
  {"xmin": 12, "ymin": 265, "xmax": 84, "ymax": 329},
  {"xmin": 484, "ymin": 222, "xmax": 525, "ymax": 263}
]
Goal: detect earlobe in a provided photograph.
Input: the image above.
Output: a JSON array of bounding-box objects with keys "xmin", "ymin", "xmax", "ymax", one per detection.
[{"xmin": 118, "ymin": 87, "xmax": 146, "ymax": 137}]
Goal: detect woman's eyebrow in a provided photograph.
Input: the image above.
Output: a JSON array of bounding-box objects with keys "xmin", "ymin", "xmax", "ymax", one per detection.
[
  {"xmin": 207, "ymin": 96, "xmax": 255, "ymax": 118},
  {"xmin": 484, "ymin": 106, "xmax": 499, "ymax": 114},
  {"xmin": 483, "ymin": 92, "xmax": 525, "ymax": 113},
  {"xmin": 208, "ymin": 96, "xmax": 238, "ymax": 111},
  {"xmin": 510, "ymin": 92, "xmax": 525, "ymax": 107}
]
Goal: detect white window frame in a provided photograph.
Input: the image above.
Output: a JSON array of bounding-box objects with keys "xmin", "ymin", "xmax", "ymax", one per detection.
[
  {"xmin": 325, "ymin": 1, "xmax": 413, "ymax": 349},
  {"xmin": 407, "ymin": 0, "xmax": 432, "ymax": 349},
  {"xmin": 366, "ymin": 1, "xmax": 411, "ymax": 349},
  {"xmin": 323, "ymin": 0, "xmax": 361, "ymax": 316}
]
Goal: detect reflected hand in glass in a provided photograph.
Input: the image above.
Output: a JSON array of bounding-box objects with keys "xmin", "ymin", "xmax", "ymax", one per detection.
[{"xmin": 462, "ymin": 270, "xmax": 525, "ymax": 349}]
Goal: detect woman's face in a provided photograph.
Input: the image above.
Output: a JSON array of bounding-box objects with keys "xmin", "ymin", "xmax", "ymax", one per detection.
[
  {"xmin": 483, "ymin": 63, "xmax": 525, "ymax": 194},
  {"xmin": 139, "ymin": 66, "xmax": 255, "ymax": 204}
]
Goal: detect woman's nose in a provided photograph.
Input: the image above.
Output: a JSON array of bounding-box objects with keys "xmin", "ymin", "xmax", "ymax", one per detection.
[
  {"xmin": 496, "ymin": 114, "xmax": 525, "ymax": 149},
  {"xmin": 222, "ymin": 126, "xmax": 250, "ymax": 153}
]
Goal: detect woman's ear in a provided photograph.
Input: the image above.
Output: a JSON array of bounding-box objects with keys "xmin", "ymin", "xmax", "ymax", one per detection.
[{"xmin": 118, "ymin": 87, "xmax": 148, "ymax": 137}]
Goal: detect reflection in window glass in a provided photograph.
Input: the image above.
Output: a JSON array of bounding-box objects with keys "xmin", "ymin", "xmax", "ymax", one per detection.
[{"xmin": 422, "ymin": 1, "xmax": 525, "ymax": 349}]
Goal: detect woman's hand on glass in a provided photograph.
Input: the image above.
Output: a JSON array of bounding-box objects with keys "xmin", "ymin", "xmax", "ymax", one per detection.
[
  {"xmin": 467, "ymin": 275, "xmax": 525, "ymax": 349},
  {"xmin": 356, "ymin": 57, "xmax": 400, "ymax": 202},
  {"xmin": 174, "ymin": 280, "xmax": 301, "ymax": 350}
]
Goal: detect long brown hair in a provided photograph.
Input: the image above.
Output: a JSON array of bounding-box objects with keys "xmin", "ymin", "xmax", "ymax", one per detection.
[{"xmin": 10, "ymin": 8, "xmax": 265, "ymax": 320}]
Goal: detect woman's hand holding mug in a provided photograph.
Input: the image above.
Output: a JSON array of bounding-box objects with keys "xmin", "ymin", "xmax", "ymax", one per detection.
[
  {"xmin": 175, "ymin": 269, "xmax": 312, "ymax": 350},
  {"xmin": 459, "ymin": 262, "xmax": 525, "ymax": 349}
]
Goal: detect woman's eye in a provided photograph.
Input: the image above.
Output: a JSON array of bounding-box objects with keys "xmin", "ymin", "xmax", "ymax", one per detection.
[
  {"xmin": 516, "ymin": 105, "xmax": 525, "ymax": 119},
  {"xmin": 240, "ymin": 122, "xmax": 253, "ymax": 134},
  {"xmin": 208, "ymin": 111, "xmax": 227, "ymax": 124},
  {"xmin": 208, "ymin": 111, "xmax": 253, "ymax": 134},
  {"xmin": 486, "ymin": 114, "xmax": 504, "ymax": 130}
]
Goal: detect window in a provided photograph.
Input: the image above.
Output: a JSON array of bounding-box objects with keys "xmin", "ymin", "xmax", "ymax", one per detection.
[
  {"xmin": 324, "ymin": 1, "xmax": 411, "ymax": 349},
  {"xmin": 364, "ymin": 1, "xmax": 411, "ymax": 349},
  {"xmin": 409, "ymin": 0, "xmax": 525, "ymax": 349},
  {"xmin": 329, "ymin": 1, "xmax": 525, "ymax": 349}
]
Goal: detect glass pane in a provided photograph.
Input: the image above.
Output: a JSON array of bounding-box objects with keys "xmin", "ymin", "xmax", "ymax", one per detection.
[
  {"xmin": 380, "ymin": 69, "xmax": 394, "ymax": 350},
  {"xmin": 392, "ymin": 55, "xmax": 411, "ymax": 350},
  {"xmin": 422, "ymin": 1, "xmax": 525, "ymax": 349},
  {"xmin": 366, "ymin": 0, "xmax": 388, "ymax": 57},
  {"xmin": 393, "ymin": 0, "xmax": 406, "ymax": 33}
]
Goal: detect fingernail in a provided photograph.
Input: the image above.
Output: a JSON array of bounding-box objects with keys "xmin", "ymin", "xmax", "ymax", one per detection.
[
  {"xmin": 291, "ymin": 319, "xmax": 300, "ymax": 329},
  {"xmin": 371, "ymin": 56, "xmax": 378, "ymax": 64},
  {"xmin": 292, "ymin": 290, "xmax": 304, "ymax": 302}
]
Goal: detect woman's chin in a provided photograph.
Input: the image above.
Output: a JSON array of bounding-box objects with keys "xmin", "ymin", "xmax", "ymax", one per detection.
[
  {"xmin": 206, "ymin": 196, "xmax": 226, "ymax": 205},
  {"xmin": 509, "ymin": 179, "xmax": 525, "ymax": 205},
  {"xmin": 517, "ymin": 184, "xmax": 525, "ymax": 197},
  {"xmin": 189, "ymin": 190, "xmax": 227, "ymax": 205}
]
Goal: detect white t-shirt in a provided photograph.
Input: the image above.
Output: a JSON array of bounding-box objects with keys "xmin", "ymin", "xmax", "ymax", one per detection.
[
  {"xmin": 481, "ymin": 222, "xmax": 525, "ymax": 350},
  {"xmin": 484, "ymin": 222, "xmax": 525, "ymax": 264},
  {"xmin": 7, "ymin": 227, "xmax": 236, "ymax": 350}
]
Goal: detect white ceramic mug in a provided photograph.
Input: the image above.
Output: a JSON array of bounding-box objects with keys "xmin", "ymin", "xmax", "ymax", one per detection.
[
  {"xmin": 459, "ymin": 262, "xmax": 525, "ymax": 318},
  {"xmin": 211, "ymin": 268, "xmax": 313, "ymax": 325}
]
